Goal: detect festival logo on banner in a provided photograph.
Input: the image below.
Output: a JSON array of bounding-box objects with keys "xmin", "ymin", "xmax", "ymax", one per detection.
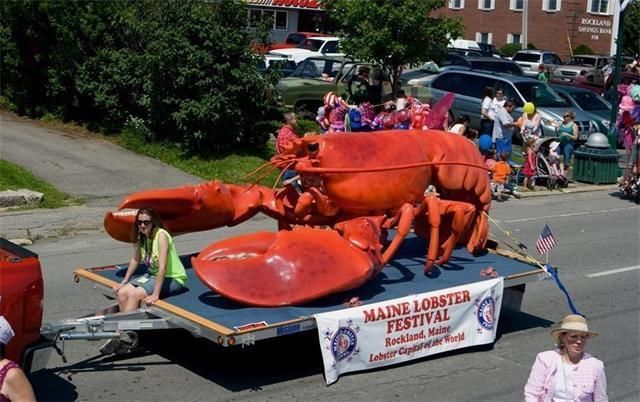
[
  {"xmin": 315, "ymin": 278, "xmax": 504, "ymax": 385},
  {"xmin": 475, "ymin": 290, "xmax": 497, "ymax": 333},
  {"xmin": 322, "ymin": 319, "xmax": 360, "ymax": 365}
]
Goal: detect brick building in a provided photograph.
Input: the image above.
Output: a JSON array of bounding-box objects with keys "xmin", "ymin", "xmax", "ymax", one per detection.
[
  {"xmin": 245, "ymin": 0, "xmax": 619, "ymax": 60},
  {"xmin": 434, "ymin": 0, "xmax": 617, "ymax": 59}
]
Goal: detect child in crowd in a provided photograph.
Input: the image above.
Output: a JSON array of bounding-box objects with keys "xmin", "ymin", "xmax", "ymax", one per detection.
[
  {"xmin": 548, "ymin": 140, "xmax": 565, "ymax": 179},
  {"xmin": 316, "ymin": 105, "xmax": 329, "ymax": 133},
  {"xmin": 484, "ymin": 148, "xmax": 497, "ymax": 171},
  {"xmin": 276, "ymin": 112, "xmax": 299, "ymax": 182},
  {"xmin": 521, "ymin": 137, "xmax": 538, "ymax": 190},
  {"xmin": 491, "ymin": 152, "xmax": 519, "ymax": 201}
]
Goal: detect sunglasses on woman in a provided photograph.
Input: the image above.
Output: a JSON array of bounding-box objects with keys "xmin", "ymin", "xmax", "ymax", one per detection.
[{"xmin": 137, "ymin": 220, "xmax": 152, "ymax": 226}]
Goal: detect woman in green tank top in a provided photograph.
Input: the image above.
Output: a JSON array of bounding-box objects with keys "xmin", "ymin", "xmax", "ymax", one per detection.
[
  {"xmin": 112, "ymin": 208, "xmax": 187, "ymax": 313},
  {"xmin": 557, "ymin": 110, "xmax": 579, "ymax": 175}
]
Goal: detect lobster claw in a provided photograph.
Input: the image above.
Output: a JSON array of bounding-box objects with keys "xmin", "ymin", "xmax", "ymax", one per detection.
[
  {"xmin": 104, "ymin": 181, "xmax": 244, "ymax": 242},
  {"xmin": 193, "ymin": 223, "xmax": 384, "ymax": 306}
]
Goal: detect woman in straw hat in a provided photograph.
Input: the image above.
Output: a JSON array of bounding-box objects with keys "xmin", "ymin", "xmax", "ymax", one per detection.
[
  {"xmin": 524, "ymin": 315, "xmax": 608, "ymax": 401},
  {"xmin": 0, "ymin": 316, "xmax": 36, "ymax": 402}
]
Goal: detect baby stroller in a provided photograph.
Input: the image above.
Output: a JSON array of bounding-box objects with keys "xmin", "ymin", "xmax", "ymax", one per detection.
[{"xmin": 530, "ymin": 137, "xmax": 569, "ymax": 189}]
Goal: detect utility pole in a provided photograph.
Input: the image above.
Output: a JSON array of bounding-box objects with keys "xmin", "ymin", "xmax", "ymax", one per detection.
[{"xmin": 522, "ymin": 0, "xmax": 528, "ymax": 49}]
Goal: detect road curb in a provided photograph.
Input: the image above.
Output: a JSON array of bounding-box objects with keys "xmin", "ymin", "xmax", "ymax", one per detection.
[{"xmin": 518, "ymin": 183, "xmax": 619, "ymax": 197}]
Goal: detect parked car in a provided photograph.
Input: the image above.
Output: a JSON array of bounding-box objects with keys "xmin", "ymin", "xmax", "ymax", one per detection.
[
  {"xmin": 512, "ymin": 49, "xmax": 563, "ymax": 78},
  {"xmin": 466, "ymin": 56, "xmax": 524, "ymax": 76},
  {"xmin": 268, "ymin": 36, "xmax": 343, "ymax": 65},
  {"xmin": 269, "ymin": 31, "xmax": 330, "ymax": 52},
  {"xmin": 276, "ymin": 56, "xmax": 430, "ymax": 114},
  {"xmin": 402, "ymin": 56, "xmax": 523, "ymax": 87},
  {"xmin": 427, "ymin": 70, "xmax": 597, "ymax": 142},
  {"xmin": 551, "ymin": 84, "xmax": 612, "ymax": 134},
  {"xmin": 553, "ymin": 54, "xmax": 609, "ymax": 85}
]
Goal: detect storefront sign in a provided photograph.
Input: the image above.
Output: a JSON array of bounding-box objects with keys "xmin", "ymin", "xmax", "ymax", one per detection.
[
  {"xmin": 577, "ymin": 17, "xmax": 612, "ymax": 41},
  {"xmin": 314, "ymin": 278, "xmax": 504, "ymax": 385},
  {"xmin": 271, "ymin": 0, "xmax": 320, "ymax": 9}
]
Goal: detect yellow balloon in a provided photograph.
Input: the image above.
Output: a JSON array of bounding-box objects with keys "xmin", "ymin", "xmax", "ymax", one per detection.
[{"xmin": 523, "ymin": 102, "xmax": 535, "ymax": 114}]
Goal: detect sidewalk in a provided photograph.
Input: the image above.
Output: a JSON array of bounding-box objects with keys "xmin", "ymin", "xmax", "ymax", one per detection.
[{"xmin": 0, "ymin": 180, "xmax": 621, "ymax": 244}]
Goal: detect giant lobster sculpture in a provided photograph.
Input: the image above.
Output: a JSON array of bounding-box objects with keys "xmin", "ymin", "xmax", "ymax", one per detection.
[{"xmin": 104, "ymin": 129, "xmax": 492, "ymax": 307}]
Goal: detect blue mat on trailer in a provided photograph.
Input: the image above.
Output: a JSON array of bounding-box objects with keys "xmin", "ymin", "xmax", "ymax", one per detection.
[{"xmin": 93, "ymin": 233, "xmax": 540, "ymax": 331}]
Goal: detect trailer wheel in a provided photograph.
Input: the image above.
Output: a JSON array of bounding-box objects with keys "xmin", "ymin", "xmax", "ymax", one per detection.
[{"xmin": 114, "ymin": 331, "xmax": 139, "ymax": 355}]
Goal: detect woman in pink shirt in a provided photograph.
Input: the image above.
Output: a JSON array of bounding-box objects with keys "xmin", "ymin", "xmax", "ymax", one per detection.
[{"xmin": 524, "ymin": 315, "xmax": 607, "ymax": 401}]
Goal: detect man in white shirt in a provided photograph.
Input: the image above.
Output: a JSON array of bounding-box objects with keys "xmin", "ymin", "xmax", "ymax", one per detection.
[{"xmin": 492, "ymin": 101, "xmax": 517, "ymax": 157}]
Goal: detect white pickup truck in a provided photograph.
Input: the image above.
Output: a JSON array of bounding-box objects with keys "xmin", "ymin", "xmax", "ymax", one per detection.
[{"xmin": 268, "ymin": 36, "xmax": 344, "ymax": 65}]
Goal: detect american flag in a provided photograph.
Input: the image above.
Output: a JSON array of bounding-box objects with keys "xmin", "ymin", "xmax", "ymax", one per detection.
[{"xmin": 536, "ymin": 224, "xmax": 557, "ymax": 255}]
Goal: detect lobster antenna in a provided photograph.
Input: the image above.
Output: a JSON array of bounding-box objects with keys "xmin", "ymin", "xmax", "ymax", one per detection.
[
  {"xmin": 271, "ymin": 160, "xmax": 297, "ymax": 191},
  {"xmin": 241, "ymin": 159, "xmax": 280, "ymax": 180},
  {"xmin": 245, "ymin": 159, "xmax": 294, "ymax": 191}
]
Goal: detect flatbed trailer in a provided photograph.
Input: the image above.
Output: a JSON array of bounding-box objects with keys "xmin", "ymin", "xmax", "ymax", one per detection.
[{"xmin": 41, "ymin": 233, "xmax": 547, "ymax": 357}]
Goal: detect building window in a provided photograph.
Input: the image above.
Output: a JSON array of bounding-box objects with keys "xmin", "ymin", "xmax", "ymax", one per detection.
[
  {"xmin": 543, "ymin": 0, "xmax": 561, "ymax": 12},
  {"xmin": 478, "ymin": 0, "xmax": 494, "ymax": 10},
  {"xmin": 247, "ymin": 9, "xmax": 288, "ymax": 30},
  {"xmin": 449, "ymin": 0, "xmax": 465, "ymax": 9},
  {"xmin": 587, "ymin": 0, "xmax": 611, "ymax": 14},
  {"xmin": 507, "ymin": 33, "xmax": 521, "ymax": 44},
  {"xmin": 275, "ymin": 11, "xmax": 287, "ymax": 30},
  {"xmin": 510, "ymin": 0, "xmax": 523, "ymax": 11},
  {"xmin": 475, "ymin": 32, "xmax": 493, "ymax": 44}
]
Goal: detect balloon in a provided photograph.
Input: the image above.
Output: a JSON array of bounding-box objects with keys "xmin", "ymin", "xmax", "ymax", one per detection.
[
  {"xmin": 523, "ymin": 102, "xmax": 535, "ymax": 115},
  {"xmin": 479, "ymin": 134, "xmax": 493, "ymax": 152}
]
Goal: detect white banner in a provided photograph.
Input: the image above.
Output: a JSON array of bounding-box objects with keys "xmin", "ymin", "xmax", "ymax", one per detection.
[{"xmin": 314, "ymin": 278, "xmax": 504, "ymax": 385}]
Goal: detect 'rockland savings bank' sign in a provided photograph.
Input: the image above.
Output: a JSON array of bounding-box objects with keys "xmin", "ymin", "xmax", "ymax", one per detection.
[{"xmin": 577, "ymin": 17, "xmax": 612, "ymax": 41}]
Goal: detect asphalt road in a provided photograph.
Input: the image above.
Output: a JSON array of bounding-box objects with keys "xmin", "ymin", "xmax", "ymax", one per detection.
[{"xmin": 1, "ymin": 112, "xmax": 639, "ymax": 401}]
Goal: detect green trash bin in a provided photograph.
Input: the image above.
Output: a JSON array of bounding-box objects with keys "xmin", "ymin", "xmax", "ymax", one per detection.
[{"xmin": 573, "ymin": 146, "xmax": 620, "ymax": 184}]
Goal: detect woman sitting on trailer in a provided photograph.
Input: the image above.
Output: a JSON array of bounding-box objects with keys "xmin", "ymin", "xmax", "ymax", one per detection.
[{"xmin": 112, "ymin": 208, "xmax": 187, "ymax": 312}]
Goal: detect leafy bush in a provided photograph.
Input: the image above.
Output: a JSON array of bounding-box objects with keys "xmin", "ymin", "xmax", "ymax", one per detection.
[
  {"xmin": 500, "ymin": 43, "xmax": 522, "ymax": 57},
  {"xmin": 573, "ymin": 44, "xmax": 594, "ymax": 55},
  {"xmin": 0, "ymin": 0, "xmax": 282, "ymax": 154}
]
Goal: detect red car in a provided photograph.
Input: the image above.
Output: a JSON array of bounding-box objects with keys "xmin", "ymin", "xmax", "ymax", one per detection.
[
  {"xmin": 255, "ymin": 31, "xmax": 330, "ymax": 54},
  {"xmin": 0, "ymin": 238, "xmax": 44, "ymax": 369}
]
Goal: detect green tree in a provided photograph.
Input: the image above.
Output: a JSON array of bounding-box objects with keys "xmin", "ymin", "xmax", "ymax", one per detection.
[
  {"xmin": 322, "ymin": 0, "xmax": 462, "ymax": 95},
  {"xmin": 1, "ymin": 0, "xmax": 281, "ymax": 153},
  {"xmin": 622, "ymin": 1, "xmax": 639, "ymax": 56}
]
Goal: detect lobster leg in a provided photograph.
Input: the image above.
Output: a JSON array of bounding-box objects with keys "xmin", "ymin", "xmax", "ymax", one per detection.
[
  {"xmin": 413, "ymin": 194, "xmax": 476, "ymax": 273},
  {"xmin": 432, "ymin": 200, "xmax": 476, "ymax": 266}
]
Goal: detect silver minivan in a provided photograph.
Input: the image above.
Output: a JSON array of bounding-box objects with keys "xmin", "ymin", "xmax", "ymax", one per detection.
[{"xmin": 427, "ymin": 70, "xmax": 597, "ymax": 142}]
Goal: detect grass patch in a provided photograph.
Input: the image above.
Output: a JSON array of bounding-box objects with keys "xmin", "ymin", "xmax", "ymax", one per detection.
[
  {"xmin": 115, "ymin": 128, "xmax": 281, "ymax": 184},
  {"xmin": 0, "ymin": 159, "xmax": 81, "ymax": 208}
]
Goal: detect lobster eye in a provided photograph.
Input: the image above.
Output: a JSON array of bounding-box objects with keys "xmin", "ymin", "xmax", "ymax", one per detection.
[{"xmin": 307, "ymin": 142, "xmax": 320, "ymax": 154}]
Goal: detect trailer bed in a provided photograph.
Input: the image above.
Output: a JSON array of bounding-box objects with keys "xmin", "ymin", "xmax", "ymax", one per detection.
[{"xmin": 68, "ymin": 233, "xmax": 546, "ymax": 346}]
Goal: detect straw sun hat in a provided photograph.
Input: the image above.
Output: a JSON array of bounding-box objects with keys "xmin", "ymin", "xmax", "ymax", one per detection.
[{"xmin": 551, "ymin": 315, "xmax": 598, "ymax": 345}]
